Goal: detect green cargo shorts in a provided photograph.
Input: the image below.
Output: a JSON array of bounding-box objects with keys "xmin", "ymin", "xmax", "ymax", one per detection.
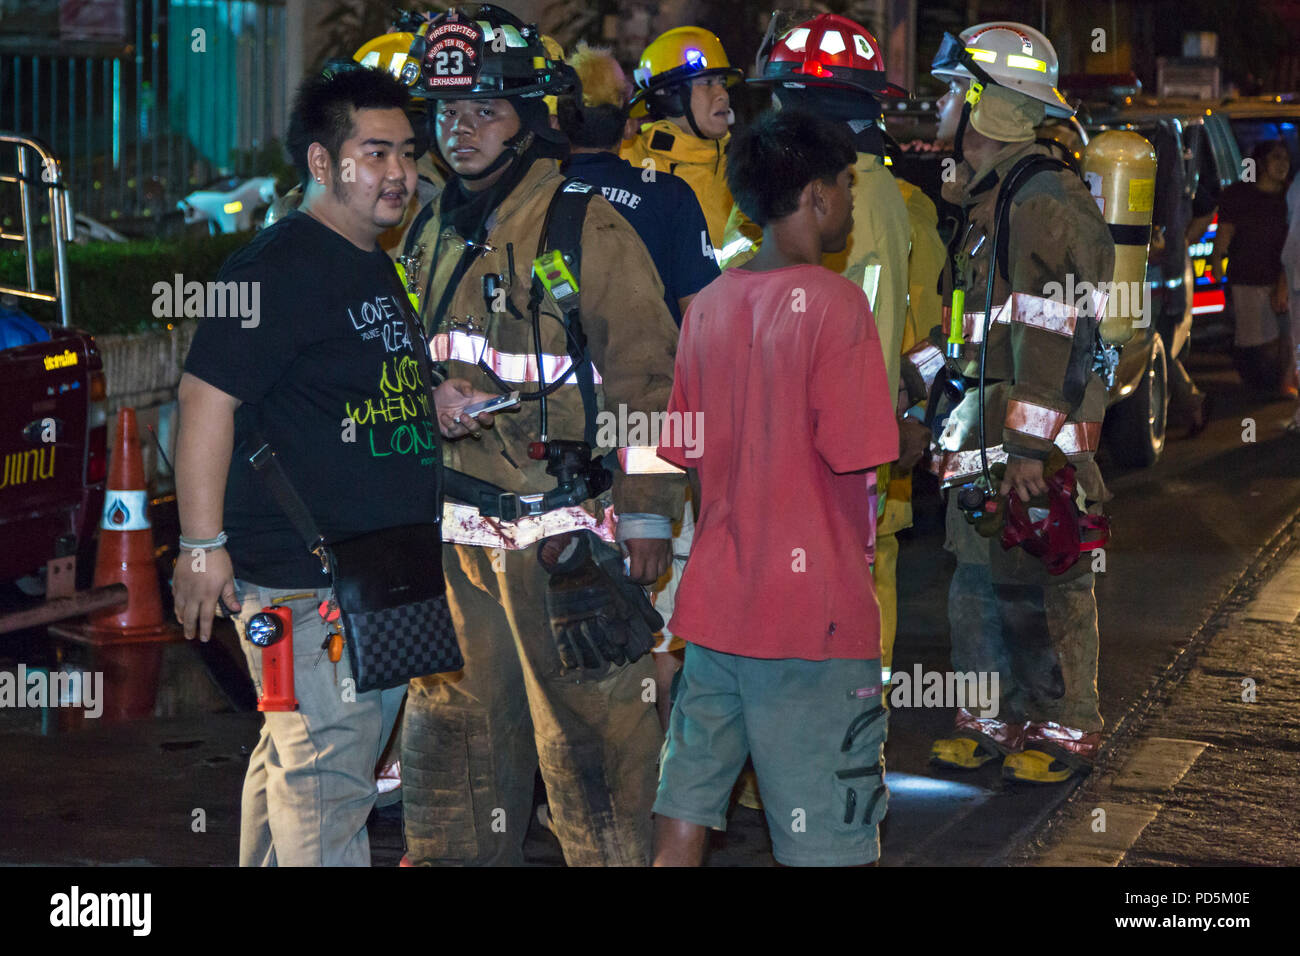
[{"xmin": 653, "ymin": 643, "xmax": 889, "ymax": 866}]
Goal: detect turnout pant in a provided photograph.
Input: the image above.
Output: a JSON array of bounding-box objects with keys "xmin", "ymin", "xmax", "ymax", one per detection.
[
  {"xmin": 402, "ymin": 543, "xmax": 662, "ymax": 866},
  {"xmin": 944, "ymin": 491, "xmax": 1103, "ymax": 747}
]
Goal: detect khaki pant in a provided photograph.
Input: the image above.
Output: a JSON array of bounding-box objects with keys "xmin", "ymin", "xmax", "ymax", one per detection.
[
  {"xmin": 402, "ymin": 543, "xmax": 662, "ymax": 866},
  {"xmin": 235, "ymin": 581, "xmax": 406, "ymax": 867},
  {"xmin": 944, "ymin": 492, "xmax": 1102, "ymax": 733}
]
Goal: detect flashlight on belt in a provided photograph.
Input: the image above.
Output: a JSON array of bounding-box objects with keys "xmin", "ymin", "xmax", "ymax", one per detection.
[{"xmin": 247, "ymin": 607, "xmax": 297, "ymax": 712}]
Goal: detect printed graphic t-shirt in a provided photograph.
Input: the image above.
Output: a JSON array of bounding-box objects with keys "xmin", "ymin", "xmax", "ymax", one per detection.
[
  {"xmin": 184, "ymin": 211, "xmax": 440, "ymax": 587},
  {"xmin": 657, "ymin": 264, "xmax": 898, "ymax": 661}
]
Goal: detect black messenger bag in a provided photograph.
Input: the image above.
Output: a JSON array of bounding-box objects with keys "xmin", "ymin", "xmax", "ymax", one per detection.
[{"xmin": 248, "ymin": 440, "xmax": 462, "ymax": 693}]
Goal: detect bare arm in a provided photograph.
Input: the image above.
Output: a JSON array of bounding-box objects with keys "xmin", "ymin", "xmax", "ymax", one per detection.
[
  {"xmin": 173, "ymin": 372, "xmax": 241, "ymax": 642},
  {"xmin": 677, "ymin": 293, "xmax": 696, "ymax": 320},
  {"xmin": 1186, "ymin": 212, "xmax": 1216, "ymax": 247},
  {"xmin": 1209, "ymin": 220, "xmax": 1234, "ymax": 280}
]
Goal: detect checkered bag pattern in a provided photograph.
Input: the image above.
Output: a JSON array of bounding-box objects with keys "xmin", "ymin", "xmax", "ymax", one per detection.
[{"xmin": 342, "ymin": 593, "xmax": 463, "ymax": 693}]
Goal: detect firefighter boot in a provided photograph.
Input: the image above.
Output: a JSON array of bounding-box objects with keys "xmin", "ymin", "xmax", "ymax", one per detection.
[
  {"xmin": 931, "ymin": 708, "xmax": 1026, "ymax": 769},
  {"xmin": 1003, "ymin": 722, "xmax": 1101, "ymax": 783}
]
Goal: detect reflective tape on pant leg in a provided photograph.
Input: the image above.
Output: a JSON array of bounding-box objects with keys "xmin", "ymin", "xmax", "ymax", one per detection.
[
  {"xmin": 931, "ymin": 420, "xmax": 1101, "ymax": 487},
  {"xmin": 954, "ymin": 706, "xmax": 1025, "ymax": 751},
  {"xmin": 1023, "ymin": 720, "xmax": 1101, "ymax": 761},
  {"xmin": 931, "ymin": 445, "xmax": 1010, "ymax": 485}
]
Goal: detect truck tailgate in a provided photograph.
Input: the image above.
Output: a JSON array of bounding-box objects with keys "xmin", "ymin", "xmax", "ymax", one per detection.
[{"xmin": 0, "ymin": 327, "xmax": 99, "ymax": 580}]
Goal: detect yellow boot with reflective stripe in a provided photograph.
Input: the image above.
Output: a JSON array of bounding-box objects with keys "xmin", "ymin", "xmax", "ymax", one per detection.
[
  {"xmin": 930, "ymin": 736, "xmax": 1000, "ymax": 769},
  {"xmin": 1002, "ymin": 748, "xmax": 1075, "ymax": 783}
]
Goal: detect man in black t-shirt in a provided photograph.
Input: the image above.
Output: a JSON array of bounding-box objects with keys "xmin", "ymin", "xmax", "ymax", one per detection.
[
  {"xmin": 174, "ymin": 68, "xmax": 498, "ymax": 866},
  {"xmin": 1211, "ymin": 140, "xmax": 1292, "ymax": 396}
]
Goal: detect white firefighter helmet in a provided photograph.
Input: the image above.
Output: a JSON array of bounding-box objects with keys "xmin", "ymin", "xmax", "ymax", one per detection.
[{"xmin": 931, "ymin": 21, "xmax": 1073, "ymax": 118}]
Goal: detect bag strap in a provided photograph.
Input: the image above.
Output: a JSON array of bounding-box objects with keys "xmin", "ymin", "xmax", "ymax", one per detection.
[
  {"xmin": 535, "ymin": 178, "xmax": 599, "ymax": 447},
  {"xmin": 247, "ymin": 435, "xmax": 328, "ymax": 564}
]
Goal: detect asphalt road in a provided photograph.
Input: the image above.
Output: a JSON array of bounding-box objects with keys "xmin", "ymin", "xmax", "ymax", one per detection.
[
  {"xmin": 640, "ymin": 345, "xmax": 1300, "ymax": 867},
  {"xmin": 877, "ymin": 347, "xmax": 1300, "ymax": 866},
  {"xmin": 1, "ymin": 348, "xmax": 1297, "ymax": 867}
]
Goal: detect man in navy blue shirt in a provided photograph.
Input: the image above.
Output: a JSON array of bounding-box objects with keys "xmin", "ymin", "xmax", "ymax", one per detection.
[
  {"xmin": 556, "ymin": 43, "xmax": 719, "ymax": 327},
  {"xmin": 554, "ymin": 43, "xmax": 718, "ymax": 727}
]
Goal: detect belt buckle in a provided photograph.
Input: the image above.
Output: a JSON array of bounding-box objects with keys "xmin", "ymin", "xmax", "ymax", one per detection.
[
  {"xmin": 495, "ymin": 493, "xmax": 520, "ymax": 521},
  {"xmin": 518, "ymin": 494, "xmax": 547, "ymax": 518}
]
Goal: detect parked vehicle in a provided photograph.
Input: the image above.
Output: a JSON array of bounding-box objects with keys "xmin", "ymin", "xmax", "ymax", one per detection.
[
  {"xmin": 0, "ymin": 134, "xmax": 119, "ymax": 631},
  {"xmin": 1217, "ymin": 96, "xmax": 1300, "ymax": 169},
  {"xmin": 177, "ymin": 174, "xmax": 278, "ymax": 235}
]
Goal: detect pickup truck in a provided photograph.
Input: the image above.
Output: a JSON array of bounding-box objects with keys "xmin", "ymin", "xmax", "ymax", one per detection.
[
  {"xmin": 0, "ymin": 133, "xmax": 121, "ymax": 631},
  {"xmin": 0, "ymin": 315, "xmax": 108, "ymax": 586}
]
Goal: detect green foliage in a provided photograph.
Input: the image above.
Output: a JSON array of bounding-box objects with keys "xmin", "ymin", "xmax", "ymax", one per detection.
[{"xmin": 0, "ymin": 233, "xmax": 253, "ymax": 335}]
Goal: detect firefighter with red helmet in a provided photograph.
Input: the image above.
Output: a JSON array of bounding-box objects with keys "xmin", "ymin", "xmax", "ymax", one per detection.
[
  {"xmin": 723, "ymin": 12, "xmax": 944, "ymax": 690},
  {"xmin": 912, "ymin": 21, "xmax": 1115, "ymax": 783}
]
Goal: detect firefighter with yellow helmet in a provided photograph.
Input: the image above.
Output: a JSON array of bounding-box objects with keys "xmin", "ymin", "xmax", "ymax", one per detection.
[
  {"xmin": 913, "ymin": 21, "xmax": 1116, "ymax": 783},
  {"xmin": 621, "ymin": 26, "xmax": 742, "ymax": 250}
]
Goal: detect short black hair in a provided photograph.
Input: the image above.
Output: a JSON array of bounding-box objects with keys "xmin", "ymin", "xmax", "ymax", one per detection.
[
  {"xmin": 1250, "ymin": 138, "xmax": 1288, "ymax": 166},
  {"xmin": 726, "ymin": 109, "xmax": 856, "ymax": 226},
  {"xmin": 555, "ymin": 97, "xmax": 628, "ymax": 149},
  {"xmin": 286, "ymin": 67, "xmax": 412, "ymax": 187}
]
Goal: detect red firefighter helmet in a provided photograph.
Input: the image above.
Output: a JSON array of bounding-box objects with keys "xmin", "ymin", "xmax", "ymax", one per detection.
[{"xmin": 752, "ymin": 13, "xmax": 907, "ymax": 99}]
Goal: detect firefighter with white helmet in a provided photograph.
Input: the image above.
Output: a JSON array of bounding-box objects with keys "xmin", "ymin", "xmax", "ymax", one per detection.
[{"xmin": 911, "ymin": 21, "xmax": 1116, "ymax": 784}]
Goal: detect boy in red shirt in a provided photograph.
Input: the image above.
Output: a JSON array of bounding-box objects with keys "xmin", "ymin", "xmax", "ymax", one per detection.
[{"xmin": 652, "ymin": 110, "xmax": 899, "ymax": 866}]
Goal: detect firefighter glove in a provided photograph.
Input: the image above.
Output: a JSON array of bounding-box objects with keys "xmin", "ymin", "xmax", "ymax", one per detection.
[{"xmin": 538, "ymin": 531, "xmax": 662, "ymax": 672}]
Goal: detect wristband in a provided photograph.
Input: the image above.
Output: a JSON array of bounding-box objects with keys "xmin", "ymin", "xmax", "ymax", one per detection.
[{"xmin": 179, "ymin": 532, "xmax": 228, "ymax": 551}]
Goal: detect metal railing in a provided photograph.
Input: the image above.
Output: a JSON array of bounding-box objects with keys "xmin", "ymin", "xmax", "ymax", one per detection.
[
  {"xmin": 0, "ymin": 132, "xmax": 70, "ymax": 325},
  {"xmin": 0, "ymin": 0, "xmax": 287, "ymax": 229}
]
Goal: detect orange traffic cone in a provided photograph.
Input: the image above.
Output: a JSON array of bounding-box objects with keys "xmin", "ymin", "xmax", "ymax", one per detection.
[
  {"xmin": 86, "ymin": 407, "xmax": 166, "ymax": 637},
  {"xmin": 50, "ymin": 407, "xmax": 178, "ymax": 723}
]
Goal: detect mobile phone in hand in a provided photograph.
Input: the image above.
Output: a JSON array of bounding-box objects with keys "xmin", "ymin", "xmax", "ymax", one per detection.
[{"xmin": 463, "ymin": 391, "xmax": 521, "ymax": 418}]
